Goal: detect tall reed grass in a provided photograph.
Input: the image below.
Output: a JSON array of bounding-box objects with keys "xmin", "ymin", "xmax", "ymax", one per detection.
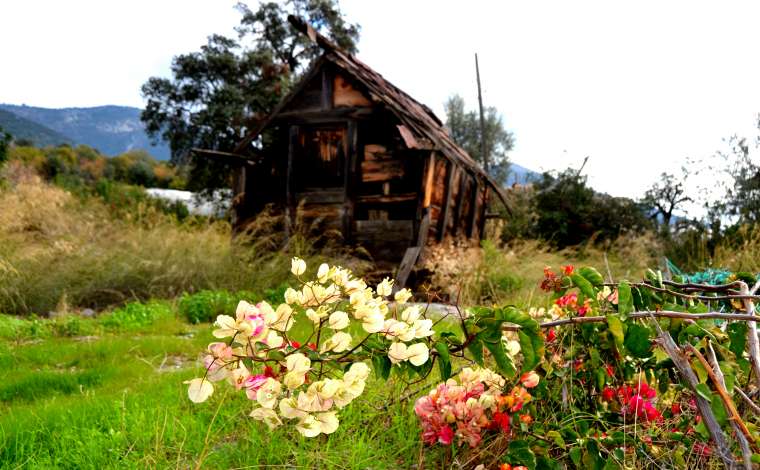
[{"xmin": 0, "ymin": 173, "xmax": 309, "ymax": 315}]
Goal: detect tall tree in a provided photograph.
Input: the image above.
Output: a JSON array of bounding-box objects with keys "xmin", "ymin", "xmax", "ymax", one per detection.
[
  {"xmin": 722, "ymin": 135, "xmax": 760, "ymax": 223},
  {"xmin": 443, "ymin": 94, "xmax": 514, "ymax": 183},
  {"xmin": 641, "ymin": 172, "xmax": 691, "ymax": 230},
  {"xmin": 0, "ymin": 126, "xmax": 11, "ymax": 168},
  {"xmin": 140, "ymin": 1, "xmax": 359, "ymax": 190}
]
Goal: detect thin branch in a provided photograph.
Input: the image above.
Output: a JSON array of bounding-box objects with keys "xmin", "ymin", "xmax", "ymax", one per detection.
[
  {"xmin": 739, "ymin": 282, "xmax": 760, "ymax": 391},
  {"xmin": 687, "ymin": 344, "xmax": 758, "ymax": 455},
  {"xmin": 648, "ymin": 316, "xmax": 737, "ymax": 470},
  {"xmin": 705, "ymin": 342, "xmax": 755, "ymax": 469},
  {"xmin": 499, "ymin": 311, "xmax": 760, "ymax": 332}
]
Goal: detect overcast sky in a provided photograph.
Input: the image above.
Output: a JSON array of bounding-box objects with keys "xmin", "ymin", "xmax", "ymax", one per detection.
[{"xmin": 2, "ymin": 0, "xmax": 760, "ymax": 200}]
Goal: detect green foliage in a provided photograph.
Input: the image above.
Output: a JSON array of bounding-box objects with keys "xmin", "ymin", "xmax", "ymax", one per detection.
[
  {"xmin": 178, "ymin": 290, "xmax": 238, "ymax": 324},
  {"xmin": 0, "ymin": 125, "xmax": 11, "ymax": 168},
  {"xmin": 444, "ymin": 94, "xmax": 515, "ymax": 182},
  {"xmin": 100, "ymin": 301, "xmax": 173, "ymax": 330},
  {"xmin": 532, "ymin": 169, "xmax": 652, "ymax": 248},
  {"xmin": 140, "ymin": 0, "xmax": 359, "ymax": 190}
]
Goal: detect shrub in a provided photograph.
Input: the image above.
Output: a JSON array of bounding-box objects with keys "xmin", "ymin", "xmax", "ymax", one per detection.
[
  {"xmin": 178, "ymin": 290, "xmax": 238, "ymax": 324},
  {"xmin": 100, "ymin": 301, "xmax": 173, "ymax": 330}
]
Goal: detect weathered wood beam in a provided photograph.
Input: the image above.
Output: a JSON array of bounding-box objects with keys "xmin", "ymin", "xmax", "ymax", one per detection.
[
  {"xmin": 437, "ymin": 162, "xmax": 456, "ymax": 242},
  {"xmin": 321, "ymin": 67, "xmax": 333, "ymax": 110},
  {"xmin": 452, "ymin": 171, "xmax": 468, "ymax": 236},
  {"xmin": 467, "ymin": 179, "xmax": 480, "ymax": 238},
  {"xmin": 273, "ymin": 107, "xmax": 374, "ymax": 122},
  {"xmin": 285, "ymin": 125, "xmax": 299, "ymax": 238},
  {"xmin": 358, "ymin": 192, "xmax": 417, "ymax": 204},
  {"xmin": 478, "ymin": 186, "xmax": 489, "ymax": 240},
  {"xmin": 343, "ymin": 119, "xmax": 358, "ymax": 242}
]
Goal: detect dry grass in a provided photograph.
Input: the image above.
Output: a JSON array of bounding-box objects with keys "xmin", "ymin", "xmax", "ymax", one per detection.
[
  {"xmin": 0, "ymin": 175, "xmax": 309, "ymax": 315},
  {"xmin": 422, "ymin": 228, "xmax": 662, "ymax": 307}
]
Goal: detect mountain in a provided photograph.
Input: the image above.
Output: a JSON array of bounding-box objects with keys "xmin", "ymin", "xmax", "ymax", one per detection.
[
  {"xmin": 0, "ymin": 104, "xmax": 170, "ymax": 160},
  {"xmin": 506, "ymin": 162, "xmax": 541, "ymax": 186},
  {"xmin": 0, "ymin": 108, "xmax": 73, "ymax": 147}
]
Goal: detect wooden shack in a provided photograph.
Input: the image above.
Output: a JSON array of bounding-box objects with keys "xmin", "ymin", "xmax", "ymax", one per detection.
[{"xmin": 200, "ymin": 16, "xmax": 508, "ymax": 284}]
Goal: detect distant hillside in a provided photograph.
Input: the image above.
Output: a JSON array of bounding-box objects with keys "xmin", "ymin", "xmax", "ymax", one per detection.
[
  {"xmin": 0, "ymin": 108, "xmax": 73, "ymax": 147},
  {"xmin": 505, "ymin": 162, "xmax": 541, "ymax": 186},
  {"xmin": 0, "ymin": 104, "xmax": 170, "ymax": 160}
]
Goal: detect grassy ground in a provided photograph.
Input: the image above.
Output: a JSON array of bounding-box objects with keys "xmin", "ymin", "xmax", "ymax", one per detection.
[{"xmin": 0, "ymin": 309, "xmax": 454, "ymax": 469}]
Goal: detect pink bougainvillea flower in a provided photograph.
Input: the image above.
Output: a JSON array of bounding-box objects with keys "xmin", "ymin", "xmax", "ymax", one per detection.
[
  {"xmin": 520, "ymin": 371, "xmax": 540, "ymax": 389},
  {"xmin": 437, "ymin": 425, "xmax": 454, "ymax": 445},
  {"xmin": 555, "ymin": 292, "xmax": 578, "ymax": 308}
]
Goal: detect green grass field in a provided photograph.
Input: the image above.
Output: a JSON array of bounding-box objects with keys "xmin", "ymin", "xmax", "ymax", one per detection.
[{"xmin": 0, "ymin": 307, "xmax": 457, "ymax": 469}]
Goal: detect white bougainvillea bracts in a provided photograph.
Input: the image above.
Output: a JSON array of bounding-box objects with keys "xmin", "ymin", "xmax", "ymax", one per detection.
[{"xmin": 185, "ymin": 258, "xmax": 434, "ymax": 436}]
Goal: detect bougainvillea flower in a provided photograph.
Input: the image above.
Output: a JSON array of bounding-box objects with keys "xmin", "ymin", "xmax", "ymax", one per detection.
[
  {"xmin": 520, "ymin": 371, "xmax": 540, "ymax": 389},
  {"xmin": 185, "ymin": 378, "xmax": 214, "ymax": 403},
  {"xmin": 249, "ymin": 407, "xmax": 282, "ymax": 429},
  {"xmin": 561, "ymin": 265, "xmax": 574, "ymax": 275},
  {"xmin": 546, "ymin": 329, "xmax": 557, "ymax": 342},
  {"xmin": 290, "ymin": 257, "xmax": 306, "ymax": 276}
]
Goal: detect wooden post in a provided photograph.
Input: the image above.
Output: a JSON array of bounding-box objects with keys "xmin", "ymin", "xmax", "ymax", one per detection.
[
  {"xmin": 285, "ymin": 125, "xmax": 299, "ymax": 238},
  {"xmin": 452, "ymin": 172, "xmax": 468, "ymax": 237},
  {"xmin": 475, "ymin": 53, "xmax": 488, "ymax": 175},
  {"xmin": 478, "ymin": 186, "xmax": 489, "ymax": 240},
  {"xmin": 437, "ymin": 161, "xmax": 455, "ymax": 242},
  {"xmin": 467, "ymin": 179, "xmax": 480, "ymax": 238},
  {"xmin": 321, "ymin": 67, "xmax": 333, "ymax": 110},
  {"xmin": 343, "ymin": 119, "xmax": 358, "ymax": 242}
]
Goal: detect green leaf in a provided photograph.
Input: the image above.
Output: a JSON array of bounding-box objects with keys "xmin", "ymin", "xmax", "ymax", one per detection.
[
  {"xmin": 571, "ymin": 273, "xmax": 596, "ymax": 300},
  {"xmin": 267, "ymin": 350, "xmax": 285, "ymax": 361},
  {"xmin": 695, "ymin": 383, "xmax": 712, "ymax": 401},
  {"xmin": 617, "ymin": 282, "xmax": 633, "ymax": 320},
  {"xmin": 606, "ymin": 315, "xmax": 625, "ymax": 350},
  {"xmin": 546, "ymin": 430, "xmax": 565, "ymax": 447},
  {"xmin": 467, "ymin": 337, "xmax": 484, "ymax": 366},
  {"xmin": 569, "ymin": 447, "xmax": 582, "ymax": 467},
  {"xmin": 485, "ymin": 340, "xmax": 516, "ymax": 378},
  {"xmin": 711, "ymin": 392, "xmax": 728, "ymax": 427},
  {"xmin": 506, "ymin": 439, "xmax": 537, "ymax": 470},
  {"xmin": 371, "ymin": 354, "xmax": 391, "ymax": 380},
  {"xmin": 691, "ymin": 358, "xmax": 708, "ymax": 383},
  {"xmin": 434, "ymin": 342, "xmax": 452, "ymax": 380},
  {"xmin": 727, "ymin": 322, "xmax": 748, "ymax": 358},
  {"xmin": 579, "ymin": 267, "xmax": 605, "ymax": 286},
  {"xmin": 624, "ymin": 323, "xmax": 652, "ymax": 358}
]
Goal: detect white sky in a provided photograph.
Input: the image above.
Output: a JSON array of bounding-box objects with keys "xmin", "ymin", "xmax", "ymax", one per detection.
[{"xmin": 2, "ymin": 0, "xmax": 760, "ymax": 200}]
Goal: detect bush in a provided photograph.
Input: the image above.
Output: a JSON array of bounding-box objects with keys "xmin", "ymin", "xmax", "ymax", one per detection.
[
  {"xmin": 178, "ymin": 290, "xmax": 238, "ymax": 324},
  {"xmin": 178, "ymin": 286, "xmax": 289, "ymax": 323},
  {"xmin": 100, "ymin": 301, "xmax": 173, "ymax": 330}
]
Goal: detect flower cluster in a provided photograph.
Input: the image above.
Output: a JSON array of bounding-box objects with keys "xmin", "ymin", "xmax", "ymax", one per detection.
[
  {"xmin": 601, "ymin": 382, "xmax": 662, "ymax": 422},
  {"xmin": 185, "ymin": 258, "xmax": 432, "ymax": 437},
  {"xmin": 414, "ymin": 368, "xmax": 539, "ymax": 448}
]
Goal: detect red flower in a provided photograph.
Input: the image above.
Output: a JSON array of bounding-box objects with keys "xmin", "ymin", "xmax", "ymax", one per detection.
[
  {"xmin": 605, "ymin": 364, "xmax": 615, "ymax": 378},
  {"xmin": 307, "ymin": 343, "xmax": 317, "ymax": 351},
  {"xmin": 290, "ymin": 340, "xmax": 301, "ymax": 349},
  {"xmin": 562, "ymin": 265, "xmax": 574, "ymax": 275},
  {"xmin": 263, "ymin": 365, "xmax": 276, "ymax": 378},
  {"xmin": 601, "ymin": 386, "xmax": 615, "ymax": 402},
  {"xmin": 556, "ymin": 292, "xmax": 578, "ymax": 308},
  {"xmin": 546, "ymin": 329, "xmax": 557, "ymax": 342},
  {"xmin": 491, "ymin": 411, "xmax": 511, "ymax": 433},
  {"xmin": 692, "ymin": 442, "xmax": 712, "ymax": 457},
  {"xmin": 671, "ymin": 403, "xmax": 681, "ymax": 415},
  {"xmin": 437, "ymin": 425, "xmax": 454, "ymax": 445}
]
